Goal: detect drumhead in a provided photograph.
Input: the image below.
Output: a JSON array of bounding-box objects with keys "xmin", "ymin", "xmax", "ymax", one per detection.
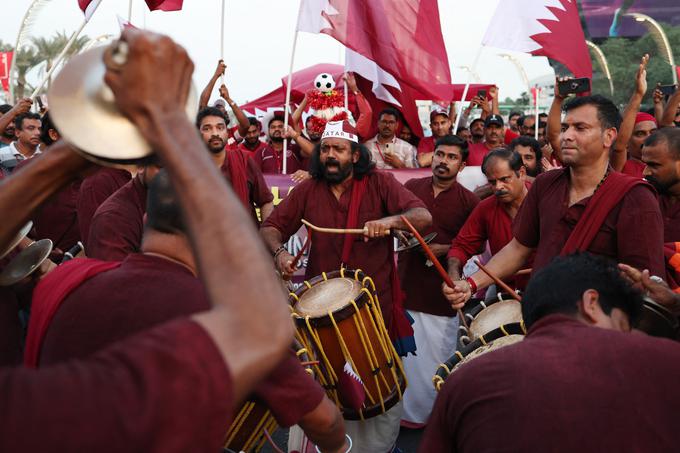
[
  {"xmin": 469, "ymin": 299, "xmax": 522, "ymax": 339},
  {"xmin": 294, "ymin": 277, "xmax": 363, "ymax": 318}
]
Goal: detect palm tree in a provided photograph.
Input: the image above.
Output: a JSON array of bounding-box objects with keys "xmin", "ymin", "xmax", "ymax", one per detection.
[
  {"xmin": 13, "ymin": 47, "xmax": 41, "ymax": 99},
  {"xmin": 30, "ymin": 31, "xmax": 90, "ymax": 92}
]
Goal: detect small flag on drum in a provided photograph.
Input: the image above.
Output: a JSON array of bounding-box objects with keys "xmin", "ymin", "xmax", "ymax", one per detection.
[{"xmin": 337, "ymin": 361, "xmax": 365, "ymax": 411}]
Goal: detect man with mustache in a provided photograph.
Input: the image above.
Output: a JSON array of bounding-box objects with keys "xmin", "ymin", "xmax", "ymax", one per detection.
[
  {"xmin": 444, "ymin": 95, "xmax": 665, "ymax": 309},
  {"xmin": 466, "ymin": 115, "xmax": 505, "ymax": 166},
  {"xmin": 641, "ymin": 128, "xmax": 680, "ymax": 286},
  {"xmin": 261, "ymin": 120, "xmax": 431, "ymax": 453},
  {"xmin": 447, "ymin": 148, "xmax": 531, "ymax": 290},
  {"xmin": 253, "ymin": 113, "xmax": 314, "ymax": 174},
  {"xmin": 398, "ymin": 134, "xmax": 479, "ymax": 428},
  {"xmin": 365, "ymin": 107, "xmax": 418, "ymax": 169},
  {"xmin": 235, "ymin": 117, "xmax": 267, "ymax": 158},
  {"xmin": 510, "ymin": 136, "xmax": 543, "ymax": 180},
  {"xmin": 416, "ymin": 109, "xmax": 453, "ymax": 168}
]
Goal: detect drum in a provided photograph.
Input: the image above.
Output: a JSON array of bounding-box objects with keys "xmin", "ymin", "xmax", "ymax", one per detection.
[
  {"xmin": 636, "ymin": 297, "xmax": 679, "ymax": 339},
  {"xmin": 458, "ymin": 293, "xmax": 524, "ymax": 350},
  {"xmin": 289, "ymin": 269, "xmax": 407, "ymax": 420},
  {"xmin": 433, "ymin": 324, "xmax": 525, "ymax": 392}
]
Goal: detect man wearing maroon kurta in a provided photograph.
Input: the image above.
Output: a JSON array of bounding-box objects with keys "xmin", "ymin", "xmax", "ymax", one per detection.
[
  {"xmin": 253, "ymin": 114, "xmax": 312, "ymax": 174},
  {"xmin": 399, "ymin": 135, "xmax": 479, "ymax": 427},
  {"xmin": 421, "ymin": 253, "xmax": 680, "ymax": 453},
  {"xmin": 261, "ymin": 120, "xmax": 431, "ymax": 453},
  {"xmin": 445, "ymin": 95, "xmax": 665, "ymax": 309},
  {"xmin": 77, "ymin": 166, "xmax": 132, "ymax": 249},
  {"xmin": 448, "ymin": 149, "xmax": 531, "ymax": 289}
]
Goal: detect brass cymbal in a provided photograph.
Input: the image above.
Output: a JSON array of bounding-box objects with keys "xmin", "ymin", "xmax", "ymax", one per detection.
[
  {"xmin": 48, "ymin": 45, "xmax": 197, "ymax": 165},
  {"xmin": 0, "ymin": 221, "xmax": 33, "ymax": 260},
  {"xmin": 0, "ymin": 239, "xmax": 53, "ymax": 286}
]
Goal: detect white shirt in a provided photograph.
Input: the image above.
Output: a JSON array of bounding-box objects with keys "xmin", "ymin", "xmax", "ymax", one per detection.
[{"xmin": 364, "ymin": 135, "xmax": 418, "ymax": 169}]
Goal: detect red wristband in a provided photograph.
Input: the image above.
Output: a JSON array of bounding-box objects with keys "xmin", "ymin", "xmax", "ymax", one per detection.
[{"xmin": 466, "ymin": 277, "xmax": 478, "ymax": 294}]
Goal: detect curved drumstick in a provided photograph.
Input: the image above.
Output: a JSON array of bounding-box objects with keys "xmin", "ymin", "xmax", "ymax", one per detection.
[
  {"xmin": 473, "ymin": 259, "xmax": 522, "ymax": 302},
  {"xmin": 301, "ymin": 219, "xmax": 391, "ymax": 235},
  {"xmin": 399, "ymin": 215, "xmax": 469, "ymax": 329}
]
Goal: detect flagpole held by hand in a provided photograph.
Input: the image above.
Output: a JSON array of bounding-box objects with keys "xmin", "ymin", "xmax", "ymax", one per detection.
[
  {"xmin": 453, "ymin": 47, "xmax": 483, "ymax": 135},
  {"xmin": 219, "ymin": 0, "xmax": 226, "ymax": 85},
  {"xmin": 534, "ymin": 86, "xmax": 540, "ymax": 140}
]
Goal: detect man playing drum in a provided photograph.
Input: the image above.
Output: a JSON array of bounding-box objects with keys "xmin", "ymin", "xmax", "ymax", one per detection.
[
  {"xmin": 444, "ymin": 95, "xmax": 665, "ymax": 309},
  {"xmin": 422, "ymin": 253, "xmax": 680, "ymax": 452},
  {"xmin": 261, "ymin": 119, "xmax": 431, "ymax": 453}
]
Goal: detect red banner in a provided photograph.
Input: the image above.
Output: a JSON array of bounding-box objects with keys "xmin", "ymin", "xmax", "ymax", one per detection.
[{"xmin": 0, "ymin": 51, "xmax": 13, "ymax": 93}]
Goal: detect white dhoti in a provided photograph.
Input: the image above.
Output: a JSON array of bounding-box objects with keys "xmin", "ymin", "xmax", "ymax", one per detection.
[{"xmin": 401, "ymin": 310, "xmax": 459, "ymax": 426}]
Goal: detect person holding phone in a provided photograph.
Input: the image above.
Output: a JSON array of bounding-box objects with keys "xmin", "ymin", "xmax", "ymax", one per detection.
[{"xmin": 364, "ymin": 107, "xmax": 418, "ymax": 169}]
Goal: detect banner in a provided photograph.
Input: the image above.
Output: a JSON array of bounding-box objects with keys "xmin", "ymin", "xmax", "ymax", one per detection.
[
  {"xmin": 0, "ymin": 51, "xmax": 13, "ymax": 93},
  {"xmin": 263, "ymin": 167, "xmax": 487, "ymax": 286}
]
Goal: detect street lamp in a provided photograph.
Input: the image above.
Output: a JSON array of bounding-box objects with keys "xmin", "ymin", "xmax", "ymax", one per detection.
[
  {"xmin": 457, "ymin": 65, "xmax": 481, "ymax": 83},
  {"xmin": 498, "ymin": 53, "xmax": 531, "ymax": 94},
  {"xmin": 624, "ymin": 12, "xmax": 677, "ymax": 85},
  {"xmin": 586, "ymin": 41, "xmax": 615, "ymax": 96}
]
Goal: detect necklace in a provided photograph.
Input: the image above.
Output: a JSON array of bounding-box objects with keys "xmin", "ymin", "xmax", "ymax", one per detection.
[{"xmin": 593, "ymin": 167, "xmax": 610, "ymax": 196}]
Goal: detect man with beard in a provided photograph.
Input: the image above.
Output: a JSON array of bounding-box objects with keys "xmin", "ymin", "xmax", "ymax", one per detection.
[
  {"xmin": 508, "ymin": 111, "xmax": 521, "ymax": 134},
  {"xmin": 447, "ymin": 149, "xmax": 531, "ymax": 290},
  {"xmin": 261, "ymin": 120, "xmax": 431, "ymax": 453},
  {"xmin": 253, "ymin": 113, "xmax": 314, "ymax": 174},
  {"xmin": 416, "ymin": 109, "xmax": 453, "ymax": 167},
  {"xmin": 399, "ymin": 135, "xmax": 479, "ymax": 427},
  {"xmin": 521, "ymin": 115, "xmax": 536, "ymax": 137},
  {"xmin": 444, "ymin": 95, "xmax": 665, "ymax": 309},
  {"xmin": 0, "ymin": 112, "xmax": 42, "ymax": 174},
  {"xmin": 510, "ymin": 136, "xmax": 543, "ymax": 180},
  {"xmin": 641, "ymin": 128, "xmax": 680, "ymax": 286},
  {"xmin": 467, "ymin": 115, "xmax": 505, "ymax": 166},
  {"xmin": 468, "ymin": 118, "xmax": 485, "ymax": 144},
  {"xmin": 365, "ymin": 107, "xmax": 418, "ymax": 169},
  {"xmin": 235, "ymin": 117, "xmax": 267, "ymax": 158}
]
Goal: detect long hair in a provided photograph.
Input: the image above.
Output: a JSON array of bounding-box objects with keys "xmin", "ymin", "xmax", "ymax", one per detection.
[{"xmin": 308, "ymin": 141, "xmax": 376, "ymax": 181}]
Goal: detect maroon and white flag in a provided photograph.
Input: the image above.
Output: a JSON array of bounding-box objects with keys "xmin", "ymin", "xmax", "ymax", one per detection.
[
  {"xmin": 483, "ymin": 0, "xmax": 592, "ymax": 79},
  {"xmin": 336, "ymin": 360, "xmax": 365, "ymax": 411},
  {"xmin": 0, "ymin": 51, "xmax": 13, "ymax": 93},
  {"xmin": 78, "ymin": 0, "xmax": 103, "ymax": 20},
  {"xmin": 144, "ymin": 0, "xmax": 183, "ymax": 11}
]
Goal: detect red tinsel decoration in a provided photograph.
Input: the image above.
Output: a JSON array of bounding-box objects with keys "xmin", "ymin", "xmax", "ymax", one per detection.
[
  {"xmin": 307, "ymin": 111, "xmax": 349, "ymax": 136},
  {"xmin": 307, "ymin": 89, "xmax": 344, "ymax": 110}
]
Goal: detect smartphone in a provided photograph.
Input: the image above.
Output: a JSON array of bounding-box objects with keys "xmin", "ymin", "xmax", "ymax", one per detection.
[
  {"xmin": 384, "ymin": 143, "xmax": 392, "ymax": 155},
  {"xmin": 658, "ymin": 84, "xmax": 677, "ymax": 96},
  {"xmin": 557, "ymin": 78, "xmax": 591, "ymax": 97},
  {"xmin": 477, "ymin": 89, "xmax": 487, "ymax": 99}
]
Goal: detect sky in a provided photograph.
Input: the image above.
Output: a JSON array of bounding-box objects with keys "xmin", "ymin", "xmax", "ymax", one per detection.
[{"xmin": 1, "ymin": 0, "xmax": 555, "ymax": 105}]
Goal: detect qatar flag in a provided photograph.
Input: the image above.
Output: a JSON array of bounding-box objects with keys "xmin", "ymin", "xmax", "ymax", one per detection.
[
  {"xmin": 78, "ymin": 0, "xmax": 103, "ymax": 20},
  {"xmin": 336, "ymin": 361, "xmax": 365, "ymax": 411},
  {"xmin": 0, "ymin": 51, "xmax": 13, "ymax": 93},
  {"xmin": 483, "ymin": 0, "xmax": 592, "ymax": 79},
  {"xmin": 144, "ymin": 0, "xmax": 183, "ymax": 11}
]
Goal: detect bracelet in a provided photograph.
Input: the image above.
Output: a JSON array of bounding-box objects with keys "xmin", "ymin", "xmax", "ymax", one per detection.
[
  {"xmin": 465, "ymin": 277, "xmax": 478, "ymax": 294},
  {"xmin": 273, "ymin": 245, "xmax": 287, "ymax": 259},
  {"xmin": 316, "ymin": 434, "xmax": 352, "ymax": 453}
]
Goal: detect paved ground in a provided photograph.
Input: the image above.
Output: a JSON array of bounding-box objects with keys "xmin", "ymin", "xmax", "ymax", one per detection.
[{"xmin": 260, "ymin": 426, "xmax": 424, "ymax": 452}]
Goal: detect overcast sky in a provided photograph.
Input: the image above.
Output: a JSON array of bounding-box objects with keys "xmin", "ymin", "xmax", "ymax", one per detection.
[{"xmin": 1, "ymin": 0, "xmax": 554, "ymax": 104}]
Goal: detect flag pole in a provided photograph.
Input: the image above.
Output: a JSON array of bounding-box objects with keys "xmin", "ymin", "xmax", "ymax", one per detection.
[
  {"xmin": 534, "ymin": 86, "xmax": 539, "ymax": 140},
  {"xmin": 128, "ymin": 0, "xmax": 133, "ymax": 22},
  {"xmin": 220, "ymin": 0, "xmax": 226, "ymax": 85},
  {"xmin": 283, "ymin": 2, "xmax": 304, "ymax": 175},
  {"xmin": 453, "ymin": 47, "xmax": 483, "ymax": 134},
  {"xmin": 29, "ymin": 5, "xmax": 100, "ymax": 101}
]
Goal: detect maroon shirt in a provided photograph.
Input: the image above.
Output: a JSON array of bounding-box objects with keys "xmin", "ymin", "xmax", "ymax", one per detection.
[
  {"xmin": 262, "ymin": 171, "xmax": 426, "ymax": 326},
  {"xmin": 236, "ymin": 140, "xmax": 268, "ymax": 159},
  {"xmin": 420, "ymin": 315, "xmax": 680, "ymax": 452},
  {"xmin": 400, "ymin": 177, "xmax": 479, "ymax": 316},
  {"xmin": 38, "ymin": 253, "xmax": 322, "ymax": 429},
  {"xmin": 416, "ymin": 136, "xmax": 436, "ymax": 156},
  {"xmin": 513, "ymin": 169, "xmax": 665, "ymax": 276},
  {"xmin": 621, "ymin": 158, "xmax": 646, "ymax": 178},
  {"xmin": 466, "ymin": 142, "xmax": 494, "ymax": 166},
  {"xmin": 253, "ymin": 142, "xmax": 305, "ymax": 174},
  {"xmin": 1, "ymin": 319, "xmax": 233, "ymax": 452},
  {"xmin": 220, "ymin": 153, "xmax": 275, "ymax": 225},
  {"xmin": 77, "ymin": 167, "xmax": 131, "ymax": 249},
  {"xmin": 87, "ymin": 174, "xmax": 147, "ymax": 261},
  {"xmin": 0, "ymin": 287, "xmax": 23, "ymax": 366},
  {"xmin": 660, "ymin": 194, "xmax": 680, "ymax": 242}
]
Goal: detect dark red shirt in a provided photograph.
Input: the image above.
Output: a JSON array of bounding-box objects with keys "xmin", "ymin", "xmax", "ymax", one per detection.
[
  {"xmin": 77, "ymin": 167, "xmax": 131, "ymax": 249},
  {"xmin": 621, "ymin": 158, "xmax": 646, "ymax": 178},
  {"xmin": 416, "ymin": 136, "xmax": 436, "ymax": 156},
  {"xmin": 87, "ymin": 174, "xmax": 147, "ymax": 261},
  {"xmin": 466, "ymin": 142, "xmax": 494, "ymax": 166},
  {"xmin": 400, "ymin": 177, "xmax": 479, "ymax": 316},
  {"xmin": 220, "ymin": 153, "xmax": 275, "ymax": 225},
  {"xmin": 660, "ymin": 193, "xmax": 680, "ymax": 243},
  {"xmin": 0, "ymin": 287, "xmax": 22, "ymax": 366},
  {"xmin": 236, "ymin": 140, "xmax": 268, "ymax": 159},
  {"xmin": 420, "ymin": 315, "xmax": 680, "ymax": 452},
  {"xmin": 1, "ymin": 319, "xmax": 233, "ymax": 453},
  {"xmin": 513, "ymin": 169, "xmax": 665, "ymax": 276},
  {"xmin": 253, "ymin": 143, "xmax": 305, "ymax": 174},
  {"xmin": 262, "ymin": 171, "xmax": 426, "ymax": 326}
]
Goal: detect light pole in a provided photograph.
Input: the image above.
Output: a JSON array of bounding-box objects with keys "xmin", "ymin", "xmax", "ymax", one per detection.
[
  {"xmin": 586, "ymin": 41, "xmax": 615, "ymax": 96},
  {"xmin": 457, "ymin": 65, "xmax": 481, "ymax": 83},
  {"xmin": 624, "ymin": 12, "xmax": 677, "ymax": 85},
  {"xmin": 498, "ymin": 53, "xmax": 531, "ymax": 94}
]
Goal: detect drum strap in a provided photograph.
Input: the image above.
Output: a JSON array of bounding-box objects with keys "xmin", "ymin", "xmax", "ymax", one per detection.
[{"xmin": 341, "ymin": 177, "xmax": 368, "ymax": 264}]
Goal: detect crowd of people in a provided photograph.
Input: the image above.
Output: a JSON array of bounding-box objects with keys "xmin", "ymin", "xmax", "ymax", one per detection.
[{"xmin": 1, "ymin": 30, "xmax": 680, "ymax": 452}]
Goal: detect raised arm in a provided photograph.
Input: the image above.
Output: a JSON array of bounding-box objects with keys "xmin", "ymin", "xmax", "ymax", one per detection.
[
  {"xmin": 291, "ymin": 93, "xmax": 308, "ymax": 135},
  {"xmin": 612, "ymin": 55, "xmax": 648, "ymax": 172},
  {"xmin": 104, "ymin": 31, "xmax": 292, "ymax": 404},
  {"xmin": 652, "ymin": 86, "xmax": 665, "ymax": 124},
  {"xmin": 660, "ymin": 86, "xmax": 680, "ymax": 127},
  {"xmin": 219, "ymin": 83, "xmax": 249, "ymax": 137},
  {"xmin": 490, "ymin": 86, "xmax": 500, "ymax": 115},
  {"xmin": 198, "ymin": 60, "xmax": 226, "ymax": 110},
  {"xmin": 0, "ymin": 98, "xmax": 32, "ymax": 138},
  {"xmin": 546, "ymin": 78, "xmax": 565, "ymax": 162}
]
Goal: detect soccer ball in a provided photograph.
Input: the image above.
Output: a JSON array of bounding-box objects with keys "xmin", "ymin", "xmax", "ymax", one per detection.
[{"xmin": 314, "ymin": 73, "xmax": 336, "ymax": 91}]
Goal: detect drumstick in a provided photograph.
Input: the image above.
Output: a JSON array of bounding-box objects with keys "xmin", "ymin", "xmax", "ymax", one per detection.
[
  {"xmin": 301, "ymin": 219, "xmax": 391, "ymax": 235},
  {"xmin": 473, "ymin": 259, "xmax": 522, "ymax": 302},
  {"xmin": 399, "ymin": 215, "xmax": 469, "ymax": 329},
  {"xmin": 515, "ymin": 268, "xmax": 532, "ymax": 276}
]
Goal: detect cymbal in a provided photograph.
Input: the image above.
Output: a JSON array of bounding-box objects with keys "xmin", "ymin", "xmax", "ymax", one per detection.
[
  {"xmin": 396, "ymin": 232, "xmax": 437, "ymax": 252},
  {"xmin": 0, "ymin": 239, "xmax": 53, "ymax": 286},
  {"xmin": 0, "ymin": 221, "xmax": 33, "ymax": 260},
  {"xmin": 48, "ymin": 45, "xmax": 198, "ymax": 165}
]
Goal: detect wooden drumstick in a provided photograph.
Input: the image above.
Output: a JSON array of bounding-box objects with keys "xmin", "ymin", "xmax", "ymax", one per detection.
[
  {"xmin": 473, "ymin": 259, "xmax": 522, "ymax": 302},
  {"xmin": 399, "ymin": 215, "xmax": 469, "ymax": 329},
  {"xmin": 301, "ymin": 219, "xmax": 391, "ymax": 235}
]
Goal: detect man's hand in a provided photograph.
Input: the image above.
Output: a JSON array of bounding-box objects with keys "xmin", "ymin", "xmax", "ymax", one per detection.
[
  {"xmin": 489, "ymin": 86, "xmax": 498, "ymax": 101},
  {"xmin": 219, "ymin": 84, "xmax": 231, "ymax": 102},
  {"xmin": 635, "ymin": 54, "xmax": 649, "ymax": 97},
  {"xmin": 275, "ymin": 249, "xmax": 296, "ymax": 279},
  {"xmin": 554, "ymin": 76, "xmax": 571, "ymax": 101},
  {"xmin": 653, "ymin": 86, "xmax": 665, "ymax": 105},
  {"xmin": 12, "ymin": 98, "xmax": 33, "ymax": 116},
  {"xmin": 363, "ymin": 218, "xmax": 392, "ymax": 241},
  {"xmin": 284, "ymin": 125, "xmax": 300, "ymax": 141},
  {"xmin": 291, "ymin": 169, "xmax": 310, "ymax": 183},
  {"xmin": 344, "ymin": 72, "xmax": 359, "ymax": 94},
  {"xmin": 442, "ymin": 280, "xmax": 471, "ymax": 310},
  {"xmin": 383, "ymin": 152, "xmax": 405, "ymax": 168},
  {"xmin": 619, "ymin": 263, "xmax": 679, "ymax": 311},
  {"xmin": 103, "ymin": 30, "xmax": 194, "ymax": 136},
  {"xmin": 214, "ymin": 59, "xmax": 227, "ymax": 79},
  {"xmin": 542, "ymin": 157, "xmax": 559, "ymax": 172}
]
